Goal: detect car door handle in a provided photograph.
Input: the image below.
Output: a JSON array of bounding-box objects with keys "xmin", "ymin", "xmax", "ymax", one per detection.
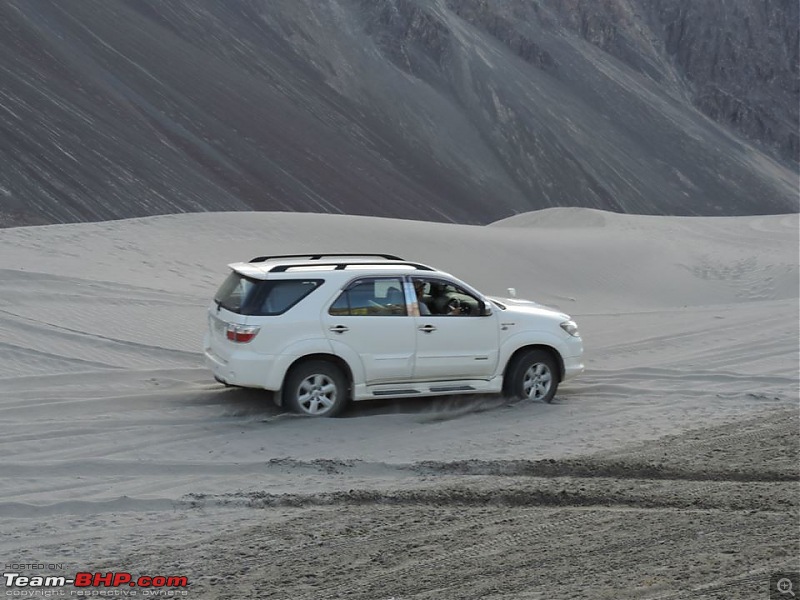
[
  {"xmin": 329, "ymin": 325, "xmax": 349, "ymax": 334},
  {"xmin": 418, "ymin": 324, "xmax": 437, "ymax": 333}
]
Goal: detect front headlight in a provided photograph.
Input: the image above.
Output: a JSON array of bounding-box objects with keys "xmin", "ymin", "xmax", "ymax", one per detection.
[{"xmin": 560, "ymin": 320, "xmax": 580, "ymax": 337}]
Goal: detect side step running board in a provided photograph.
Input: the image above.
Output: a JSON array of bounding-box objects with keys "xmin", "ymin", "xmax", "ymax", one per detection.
[
  {"xmin": 371, "ymin": 385, "xmax": 477, "ymax": 396},
  {"xmin": 429, "ymin": 385, "xmax": 476, "ymax": 393}
]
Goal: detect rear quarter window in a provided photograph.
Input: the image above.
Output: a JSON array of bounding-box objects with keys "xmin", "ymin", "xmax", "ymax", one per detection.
[{"xmin": 215, "ymin": 273, "xmax": 322, "ymax": 315}]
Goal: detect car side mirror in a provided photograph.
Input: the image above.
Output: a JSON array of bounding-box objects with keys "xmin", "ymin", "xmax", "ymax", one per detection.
[{"xmin": 480, "ymin": 301, "xmax": 493, "ymax": 316}]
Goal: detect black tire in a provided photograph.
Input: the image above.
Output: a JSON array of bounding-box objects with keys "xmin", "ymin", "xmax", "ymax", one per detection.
[
  {"xmin": 505, "ymin": 349, "xmax": 559, "ymax": 403},
  {"xmin": 283, "ymin": 360, "xmax": 349, "ymax": 417}
]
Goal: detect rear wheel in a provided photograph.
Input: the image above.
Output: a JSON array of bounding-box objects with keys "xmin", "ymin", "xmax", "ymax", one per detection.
[
  {"xmin": 506, "ymin": 349, "xmax": 559, "ymax": 403},
  {"xmin": 283, "ymin": 360, "xmax": 348, "ymax": 417}
]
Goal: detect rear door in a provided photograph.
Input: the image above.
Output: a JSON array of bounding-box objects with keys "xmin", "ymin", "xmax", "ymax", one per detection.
[
  {"xmin": 208, "ymin": 271, "xmax": 324, "ymax": 357},
  {"xmin": 207, "ymin": 271, "xmax": 260, "ymax": 362},
  {"xmin": 322, "ymin": 276, "xmax": 417, "ymax": 385}
]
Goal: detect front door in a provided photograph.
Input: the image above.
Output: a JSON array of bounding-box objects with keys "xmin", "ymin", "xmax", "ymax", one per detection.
[{"xmin": 411, "ymin": 277, "xmax": 499, "ymax": 381}]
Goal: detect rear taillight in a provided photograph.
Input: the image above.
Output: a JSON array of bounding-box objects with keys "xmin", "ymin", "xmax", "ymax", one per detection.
[{"xmin": 226, "ymin": 324, "xmax": 260, "ymax": 343}]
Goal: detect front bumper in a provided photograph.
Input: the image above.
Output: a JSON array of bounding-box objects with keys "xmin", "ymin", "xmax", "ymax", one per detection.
[
  {"xmin": 561, "ymin": 334, "xmax": 584, "ymax": 381},
  {"xmin": 562, "ymin": 354, "xmax": 584, "ymax": 381}
]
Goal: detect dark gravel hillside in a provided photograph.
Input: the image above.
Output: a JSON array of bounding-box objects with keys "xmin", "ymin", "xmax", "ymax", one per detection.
[{"xmin": 0, "ymin": 0, "xmax": 796, "ymax": 226}]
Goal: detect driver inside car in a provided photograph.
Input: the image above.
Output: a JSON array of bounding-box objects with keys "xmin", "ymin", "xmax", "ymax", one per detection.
[{"xmin": 414, "ymin": 279, "xmax": 463, "ymax": 316}]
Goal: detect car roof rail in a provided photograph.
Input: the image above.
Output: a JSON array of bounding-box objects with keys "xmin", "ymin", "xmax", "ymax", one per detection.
[
  {"xmin": 249, "ymin": 253, "xmax": 405, "ymax": 263},
  {"xmin": 268, "ymin": 261, "xmax": 434, "ymax": 272}
]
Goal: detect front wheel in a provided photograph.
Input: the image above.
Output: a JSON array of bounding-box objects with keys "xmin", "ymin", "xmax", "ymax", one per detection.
[
  {"xmin": 283, "ymin": 361, "xmax": 349, "ymax": 417},
  {"xmin": 505, "ymin": 349, "xmax": 559, "ymax": 403}
]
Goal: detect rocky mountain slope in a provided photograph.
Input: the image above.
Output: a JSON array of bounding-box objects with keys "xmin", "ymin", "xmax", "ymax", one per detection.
[{"xmin": 0, "ymin": 0, "xmax": 796, "ymax": 226}]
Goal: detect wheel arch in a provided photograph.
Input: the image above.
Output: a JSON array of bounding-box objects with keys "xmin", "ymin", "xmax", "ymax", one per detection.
[
  {"xmin": 282, "ymin": 353, "xmax": 354, "ymax": 401},
  {"xmin": 502, "ymin": 344, "xmax": 564, "ymax": 391}
]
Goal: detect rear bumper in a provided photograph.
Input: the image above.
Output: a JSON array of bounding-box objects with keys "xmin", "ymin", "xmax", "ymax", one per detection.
[{"xmin": 204, "ymin": 346, "xmax": 280, "ymax": 390}]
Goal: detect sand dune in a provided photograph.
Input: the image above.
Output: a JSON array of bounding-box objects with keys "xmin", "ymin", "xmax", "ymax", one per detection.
[{"xmin": 0, "ymin": 209, "xmax": 797, "ymax": 598}]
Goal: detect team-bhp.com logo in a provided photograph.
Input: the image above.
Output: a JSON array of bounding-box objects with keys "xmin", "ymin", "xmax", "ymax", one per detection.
[{"xmin": 4, "ymin": 571, "xmax": 188, "ymax": 589}]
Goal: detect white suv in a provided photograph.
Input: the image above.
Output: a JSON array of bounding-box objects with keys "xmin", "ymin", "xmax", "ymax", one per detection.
[{"xmin": 203, "ymin": 254, "xmax": 583, "ymax": 417}]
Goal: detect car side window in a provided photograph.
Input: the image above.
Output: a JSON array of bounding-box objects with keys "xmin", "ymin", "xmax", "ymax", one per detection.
[
  {"xmin": 329, "ymin": 277, "xmax": 407, "ymax": 316},
  {"xmin": 425, "ymin": 279, "xmax": 482, "ymax": 316},
  {"xmin": 229, "ymin": 278, "xmax": 322, "ymax": 316},
  {"xmin": 256, "ymin": 280, "xmax": 320, "ymax": 315}
]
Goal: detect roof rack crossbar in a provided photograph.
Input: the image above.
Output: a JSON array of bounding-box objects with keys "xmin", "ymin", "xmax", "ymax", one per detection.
[
  {"xmin": 249, "ymin": 253, "xmax": 404, "ymax": 263},
  {"xmin": 268, "ymin": 262, "xmax": 433, "ymax": 273}
]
